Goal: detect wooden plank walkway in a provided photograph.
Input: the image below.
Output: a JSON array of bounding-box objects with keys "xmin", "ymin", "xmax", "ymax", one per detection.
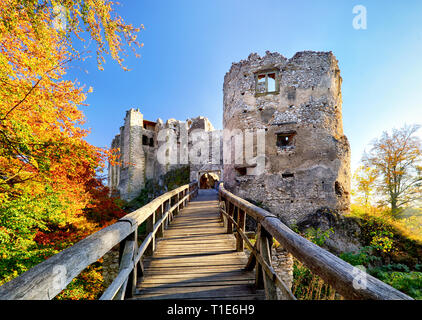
[{"xmin": 131, "ymin": 189, "xmax": 264, "ymax": 300}]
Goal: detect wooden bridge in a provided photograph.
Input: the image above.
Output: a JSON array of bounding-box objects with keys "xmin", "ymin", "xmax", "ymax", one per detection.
[
  {"xmin": 0, "ymin": 182, "xmax": 412, "ymax": 300},
  {"xmin": 133, "ymin": 189, "xmax": 260, "ymax": 300}
]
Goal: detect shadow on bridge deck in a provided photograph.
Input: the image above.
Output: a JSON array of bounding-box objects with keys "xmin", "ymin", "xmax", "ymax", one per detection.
[{"xmin": 130, "ymin": 189, "xmax": 264, "ymax": 300}]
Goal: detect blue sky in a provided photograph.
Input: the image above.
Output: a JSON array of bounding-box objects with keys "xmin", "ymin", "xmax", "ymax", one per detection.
[{"xmin": 67, "ymin": 0, "xmax": 422, "ymax": 172}]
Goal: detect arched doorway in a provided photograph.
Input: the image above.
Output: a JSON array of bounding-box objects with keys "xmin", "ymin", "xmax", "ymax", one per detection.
[{"xmin": 199, "ymin": 171, "xmax": 220, "ymax": 189}]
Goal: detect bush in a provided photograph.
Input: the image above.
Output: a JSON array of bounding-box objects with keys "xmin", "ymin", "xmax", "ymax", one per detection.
[
  {"xmin": 291, "ymin": 226, "xmax": 340, "ymax": 300},
  {"xmin": 369, "ymin": 271, "xmax": 422, "ymax": 299},
  {"xmin": 304, "ymin": 227, "xmax": 334, "ymax": 247},
  {"xmin": 339, "ymin": 246, "xmax": 381, "ymax": 267},
  {"xmin": 55, "ymin": 262, "xmax": 105, "ymax": 300},
  {"xmin": 292, "ymin": 260, "xmax": 339, "ymax": 300}
]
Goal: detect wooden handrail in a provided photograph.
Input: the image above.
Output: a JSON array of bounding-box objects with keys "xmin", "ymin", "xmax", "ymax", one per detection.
[
  {"xmin": 219, "ymin": 203, "xmax": 296, "ymax": 300},
  {"xmin": 0, "ymin": 182, "xmax": 198, "ymax": 300},
  {"xmin": 100, "ymin": 189, "xmax": 195, "ymax": 300},
  {"xmin": 218, "ymin": 183, "xmax": 413, "ymax": 300}
]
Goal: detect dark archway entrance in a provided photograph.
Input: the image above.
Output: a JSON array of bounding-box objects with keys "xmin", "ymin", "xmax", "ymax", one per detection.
[{"xmin": 199, "ymin": 172, "xmax": 220, "ymax": 189}]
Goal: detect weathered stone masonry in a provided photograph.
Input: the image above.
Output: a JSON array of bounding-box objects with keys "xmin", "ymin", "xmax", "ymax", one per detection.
[
  {"xmin": 108, "ymin": 110, "xmax": 223, "ymax": 201},
  {"xmin": 110, "ymin": 51, "xmax": 352, "ymax": 231},
  {"xmin": 223, "ymin": 51, "xmax": 358, "ymax": 255},
  {"xmin": 107, "ymin": 51, "xmax": 356, "ymax": 294},
  {"xmin": 222, "ymin": 50, "xmax": 355, "ymax": 296},
  {"xmin": 223, "ymin": 51, "xmax": 350, "ymax": 224}
]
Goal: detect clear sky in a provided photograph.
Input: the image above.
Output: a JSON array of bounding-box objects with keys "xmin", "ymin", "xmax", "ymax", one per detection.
[{"xmin": 67, "ymin": 0, "xmax": 422, "ymax": 172}]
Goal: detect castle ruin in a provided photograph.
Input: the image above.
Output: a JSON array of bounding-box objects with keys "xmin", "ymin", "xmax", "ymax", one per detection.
[
  {"xmin": 108, "ymin": 50, "xmax": 355, "ymax": 253},
  {"xmin": 108, "ymin": 51, "xmax": 355, "ymax": 293},
  {"xmin": 108, "ymin": 109, "xmax": 223, "ymax": 201},
  {"xmin": 222, "ymin": 51, "xmax": 351, "ymax": 227}
]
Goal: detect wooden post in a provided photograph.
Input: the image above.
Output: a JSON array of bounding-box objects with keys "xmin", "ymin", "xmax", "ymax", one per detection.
[
  {"xmin": 170, "ymin": 196, "xmax": 174, "ymax": 216},
  {"xmin": 136, "ymin": 220, "xmax": 144, "ymax": 281},
  {"xmin": 259, "ymin": 226, "xmax": 277, "ymax": 300},
  {"xmin": 227, "ymin": 201, "xmax": 233, "ymax": 234},
  {"xmin": 186, "ymin": 188, "xmax": 189, "ymax": 205},
  {"xmin": 125, "ymin": 228, "xmax": 137, "ymax": 299},
  {"xmin": 254, "ymin": 226, "xmax": 264, "ymax": 289},
  {"xmin": 116, "ymin": 229, "xmax": 137, "ymax": 299},
  {"xmin": 164, "ymin": 199, "xmax": 174, "ymax": 224},
  {"xmin": 156, "ymin": 204, "xmax": 164, "ymax": 238},
  {"xmin": 137, "ymin": 258, "xmax": 145, "ymax": 281},
  {"xmin": 218, "ymin": 194, "xmax": 222, "ymax": 221},
  {"xmin": 236, "ymin": 208, "xmax": 246, "ymax": 252},
  {"xmin": 177, "ymin": 192, "xmax": 181, "ymax": 213},
  {"xmin": 163, "ymin": 202, "xmax": 169, "ymax": 229},
  {"xmin": 219, "ymin": 197, "xmax": 225, "ymax": 223},
  {"xmin": 146, "ymin": 209, "xmax": 156, "ymax": 255}
]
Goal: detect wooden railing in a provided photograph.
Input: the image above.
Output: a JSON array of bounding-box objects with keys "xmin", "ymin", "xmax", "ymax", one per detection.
[
  {"xmin": 0, "ymin": 182, "xmax": 198, "ymax": 300},
  {"xmin": 218, "ymin": 183, "xmax": 413, "ymax": 300}
]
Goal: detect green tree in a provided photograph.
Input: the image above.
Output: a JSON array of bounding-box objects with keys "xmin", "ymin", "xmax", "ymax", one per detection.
[
  {"xmin": 362, "ymin": 124, "xmax": 422, "ymax": 216},
  {"xmin": 353, "ymin": 165, "xmax": 378, "ymax": 207}
]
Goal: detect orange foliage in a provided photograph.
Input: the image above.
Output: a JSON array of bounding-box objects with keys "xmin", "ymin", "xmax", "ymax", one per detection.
[{"xmin": 0, "ymin": 0, "xmax": 140, "ymax": 297}]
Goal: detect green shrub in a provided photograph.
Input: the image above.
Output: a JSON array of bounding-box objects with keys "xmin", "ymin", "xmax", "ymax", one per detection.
[
  {"xmin": 292, "ymin": 260, "xmax": 339, "ymax": 300},
  {"xmin": 305, "ymin": 227, "xmax": 334, "ymax": 247},
  {"xmin": 339, "ymin": 246, "xmax": 381, "ymax": 266},
  {"xmin": 291, "ymin": 226, "xmax": 340, "ymax": 300},
  {"xmin": 368, "ymin": 271, "xmax": 422, "ymax": 299}
]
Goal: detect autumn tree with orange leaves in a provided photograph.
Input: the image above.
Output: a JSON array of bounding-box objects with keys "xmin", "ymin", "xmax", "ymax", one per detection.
[{"xmin": 0, "ymin": 0, "xmax": 142, "ymax": 291}]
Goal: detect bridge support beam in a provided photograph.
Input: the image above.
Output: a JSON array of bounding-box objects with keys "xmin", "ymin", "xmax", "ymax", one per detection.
[
  {"xmin": 259, "ymin": 226, "xmax": 277, "ymax": 299},
  {"xmin": 226, "ymin": 201, "xmax": 233, "ymax": 234},
  {"xmin": 116, "ymin": 228, "xmax": 137, "ymax": 299},
  {"xmin": 156, "ymin": 204, "xmax": 164, "ymax": 238},
  {"xmin": 146, "ymin": 211, "xmax": 156, "ymax": 255},
  {"xmin": 236, "ymin": 209, "xmax": 245, "ymax": 252}
]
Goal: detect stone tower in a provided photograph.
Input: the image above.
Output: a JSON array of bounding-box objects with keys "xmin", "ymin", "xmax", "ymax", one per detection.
[
  {"xmin": 109, "ymin": 108, "xmax": 150, "ymax": 201},
  {"xmin": 223, "ymin": 51, "xmax": 351, "ymax": 229}
]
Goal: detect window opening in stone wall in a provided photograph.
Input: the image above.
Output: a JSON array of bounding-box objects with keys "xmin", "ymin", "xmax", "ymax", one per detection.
[
  {"xmin": 282, "ymin": 173, "xmax": 294, "ymax": 178},
  {"xmin": 267, "ymin": 73, "xmax": 276, "ymax": 92},
  {"xmin": 235, "ymin": 167, "xmax": 247, "ymax": 176},
  {"xmin": 335, "ymin": 181, "xmax": 343, "ymax": 196},
  {"xmin": 149, "ymin": 138, "xmax": 154, "ymax": 147},
  {"xmin": 256, "ymin": 74, "xmax": 266, "ymax": 93},
  {"xmin": 255, "ymin": 70, "xmax": 279, "ymax": 95},
  {"xmin": 276, "ymin": 131, "xmax": 296, "ymax": 149},
  {"xmin": 142, "ymin": 135, "xmax": 148, "ymax": 146}
]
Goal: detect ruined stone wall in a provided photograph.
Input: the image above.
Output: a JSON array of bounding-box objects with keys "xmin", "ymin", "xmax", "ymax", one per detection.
[
  {"xmin": 223, "ymin": 51, "xmax": 351, "ymax": 225},
  {"xmin": 108, "ymin": 109, "xmax": 146, "ymax": 201},
  {"xmin": 188, "ymin": 119, "xmax": 223, "ymax": 185},
  {"xmin": 223, "ymin": 51, "xmax": 357, "ymax": 255},
  {"xmin": 108, "ymin": 109, "xmax": 224, "ymax": 201},
  {"xmin": 222, "ymin": 50, "xmax": 355, "ymax": 290}
]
